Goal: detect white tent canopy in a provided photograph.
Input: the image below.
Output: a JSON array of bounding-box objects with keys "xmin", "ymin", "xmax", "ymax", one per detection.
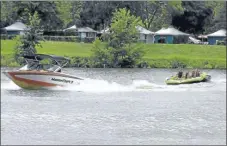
[
  {"xmin": 100, "ymin": 27, "xmax": 110, "ymax": 33},
  {"xmin": 189, "ymin": 36, "xmax": 201, "ymax": 44},
  {"xmin": 3, "ymin": 21, "xmax": 27, "ymax": 31},
  {"xmin": 63, "ymin": 25, "xmax": 77, "ymax": 31},
  {"xmin": 64, "ymin": 25, "xmax": 97, "ymax": 33},
  {"xmin": 198, "ymin": 35, "xmax": 208, "ymax": 39},
  {"xmin": 136, "ymin": 26, "xmax": 154, "ymax": 35},
  {"xmin": 78, "ymin": 27, "xmax": 97, "ymax": 33},
  {"xmin": 100, "ymin": 26, "xmax": 154, "ymax": 35},
  {"xmin": 207, "ymin": 29, "xmax": 226, "ymax": 37},
  {"xmin": 155, "ymin": 27, "xmax": 189, "ymax": 36}
]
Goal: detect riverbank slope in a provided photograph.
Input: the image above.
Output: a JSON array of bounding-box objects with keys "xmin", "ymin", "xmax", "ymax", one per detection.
[{"xmin": 1, "ymin": 40, "xmax": 226, "ymax": 68}]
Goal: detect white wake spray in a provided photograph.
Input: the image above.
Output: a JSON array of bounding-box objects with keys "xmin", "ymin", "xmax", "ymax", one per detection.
[{"xmin": 1, "ymin": 77, "xmax": 225, "ymax": 93}]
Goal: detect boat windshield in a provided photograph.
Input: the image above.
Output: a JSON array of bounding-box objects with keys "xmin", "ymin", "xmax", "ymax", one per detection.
[
  {"xmin": 19, "ymin": 63, "xmax": 62, "ymax": 72},
  {"xmin": 19, "ymin": 54, "xmax": 70, "ymax": 72}
]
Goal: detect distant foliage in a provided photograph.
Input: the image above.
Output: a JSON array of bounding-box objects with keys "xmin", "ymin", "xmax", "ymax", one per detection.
[
  {"xmin": 171, "ymin": 60, "xmax": 187, "ymax": 68},
  {"xmin": 0, "ymin": 1, "xmax": 226, "ymax": 34},
  {"xmin": 91, "ymin": 39, "xmax": 112, "ymax": 67},
  {"xmin": 92, "ymin": 8, "xmax": 145, "ymax": 68},
  {"xmin": 205, "ymin": 1, "xmax": 226, "ymax": 33},
  {"xmin": 14, "ymin": 11, "xmax": 43, "ymax": 64},
  {"xmin": 0, "ymin": 1, "xmax": 62, "ymax": 30},
  {"xmin": 55, "ymin": 1, "xmax": 82, "ymax": 27},
  {"xmin": 216, "ymin": 40, "xmax": 226, "ymax": 45},
  {"xmin": 109, "ymin": 8, "xmax": 142, "ymax": 48},
  {"xmin": 130, "ymin": 1, "xmax": 183, "ymax": 31},
  {"xmin": 0, "ymin": 1, "xmax": 18, "ymax": 27}
]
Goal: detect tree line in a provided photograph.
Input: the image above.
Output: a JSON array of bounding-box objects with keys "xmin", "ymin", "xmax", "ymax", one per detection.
[{"xmin": 1, "ymin": 1, "xmax": 226, "ymax": 34}]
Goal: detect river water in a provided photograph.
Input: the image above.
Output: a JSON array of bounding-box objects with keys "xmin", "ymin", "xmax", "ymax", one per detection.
[{"xmin": 1, "ymin": 67, "xmax": 226, "ymax": 145}]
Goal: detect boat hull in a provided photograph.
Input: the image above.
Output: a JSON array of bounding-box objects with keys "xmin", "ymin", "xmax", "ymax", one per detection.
[
  {"xmin": 165, "ymin": 72, "xmax": 211, "ymax": 85},
  {"xmin": 3, "ymin": 71, "xmax": 83, "ymax": 90}
]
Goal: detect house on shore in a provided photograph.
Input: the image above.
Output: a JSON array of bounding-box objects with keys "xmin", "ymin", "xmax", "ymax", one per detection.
[
  {"xmin": 64, "ymin": 25, "xmax": 97, "ymax": 42},
  {"xmin": 77, "ymin": 27, "xmax": 97, "ymax": 41},
  {"xmin": 154, "ymin": 27, "xmax": 190, "ymax": 44},
  {"xmin": 2, "ymin": 21, "xmax": 27, "ymax": 35},
  {"xmin": 136, "ymin": 26, "xmax": 155, "ymax": 44},
  {"xmin": 207, "ymin": 29, "xmax": 226, "ymax": 45},
  {"xmin": 99, "ymin": 26, "xmax": 155, "ymax": 44}
]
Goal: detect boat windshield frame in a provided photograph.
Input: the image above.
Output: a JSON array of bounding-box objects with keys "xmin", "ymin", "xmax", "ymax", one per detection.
[{"xmin": 20, "ymin": 54, "xmax": 70, "ymax": 72}]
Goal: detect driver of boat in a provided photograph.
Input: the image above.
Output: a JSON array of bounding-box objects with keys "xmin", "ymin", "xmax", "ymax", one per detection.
[
  {"xmin": 28, "ymin": 63, "xmax": 38, "ymax": 70},
  {"xmin": 37, "ymin": 64, "xmax": 46, "ymax": 71}
]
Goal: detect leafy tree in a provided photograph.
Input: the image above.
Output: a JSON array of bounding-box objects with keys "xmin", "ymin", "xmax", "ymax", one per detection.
[
  {"xmin": 92, "ymin": 8, "xmax": 144, "ymax": 68},
  {"xmin": 212, "ymin": 3, "xmax": 226, "ymax": 30},
  {"xmin": 129, "ymin": 1, "xmax": 183, "ymax": 31},
  {"xmin": 204, "ymin": 1, "xmax": 226, "ymax": 33},
  {"xmin": 109, "ymin": 8, "xmax": 142, "ymax": 48},
  {"xmin": 55, "ymin": 1, "xmax": 82, "ymax": 27},
  {"xmin": 14, "ymin": 11, "xmax": 43, "ymax": 64},
  {"xmin": 91, "ymin": 39, "xmax": 112, "ymax": 67},
  {"xmin": 0, "ymin": 1, "xmax": 18, "ymax": 27},
  {"xmin": 109, "ymin": 8, "xmax": 144, "ymax": 67},
  {"xmin": 205, "ymin": 1, "xmax": 224, "ymax": 17},
  {"xmin": 1, "ymin": 1, "xmax": 224, "ymax": 37},
  {"xmin": 15, "ymin": 1, "xmax": 62, "ymax": 30},
  {"xmin": 79, "ymin": 1, "xmax": 117, "ymax": 30},
  {"xmin": 79, "ymin": 1, "xmax": 183, "ymax": 31},
  {"xmin": 79, "ymin": 1, "xmax": 137, "ymax": 30},
  {"xmin": 172, "ymin": 1, "xmax": 213, "ymax": 34}
]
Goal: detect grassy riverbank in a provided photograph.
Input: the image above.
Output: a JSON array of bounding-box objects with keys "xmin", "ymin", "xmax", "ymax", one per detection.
[{"xmin": 1, "ymin": 40, "xmax": 226, "ymax": 68}]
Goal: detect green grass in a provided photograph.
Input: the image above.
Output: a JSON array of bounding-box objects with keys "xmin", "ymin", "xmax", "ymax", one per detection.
[
  {"xmin": 141, "ymin": 43, "xmax": 226, "ymax": 68},
  {"xmin": 143, "ymin": 43, "xmax": 226, "ymax": 59},
  {"xmin": 1, "ymin": 40, "xmax": 93, "ymax": 57},
  {"xmin": 1, "ymin": 40, "xmax": 226, "ymax": 68}
]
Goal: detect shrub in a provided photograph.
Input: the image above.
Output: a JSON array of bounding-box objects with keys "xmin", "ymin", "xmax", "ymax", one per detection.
[
  {"xmin": 0, "ymin": 34, "xmax": 17, "ymax": 40},
  {"xmin": 69, "ymin": 56, "xmax": 93, "ymax": 68},
  {"xmin": 171, "ymin": 60, "xmax": 187, "ymax": 68},
  {"xmin": 216, "ymin": 40, "xmax": 226, "ymax": 45},
  {"xmin": 137, "ymin": 61, "xmax": 149, "ymax": 68}
]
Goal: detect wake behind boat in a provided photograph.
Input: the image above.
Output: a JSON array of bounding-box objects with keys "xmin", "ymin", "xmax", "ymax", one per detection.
[
  {"xmin": 3, "ymin": 54, "xmax": 84, "ymax": 90},
  {"xmin": 165, "ymin": 70, "xmax": 211, "ymax": 85}
]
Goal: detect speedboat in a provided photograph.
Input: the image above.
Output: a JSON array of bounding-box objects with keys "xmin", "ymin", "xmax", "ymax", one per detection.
[
  {"xmin": 165, "ymin": 72, "xmax": 211, "ymax": 85},
  {"xmin": 3, "ymin": 54, "xmax": 84, "ymax": 89}
]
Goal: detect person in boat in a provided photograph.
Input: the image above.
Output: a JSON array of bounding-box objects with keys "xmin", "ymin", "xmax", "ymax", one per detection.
[
  {"xmin": 28, "ymin": 63, "xmax": 38, "ymax": 70},
  {"xmin": 191, "ymin": 70, "xmax": 196, "ymax": 78},
  {"xmin": 185, "ymin": 71, "xmax": 189, "ymax": 79},
  {"xmin": 177, "ymin": 71, "xmax": 183, "ymax": 78},
  {"xmin": 195, "ymin": 69, "xmax": 198, "ymax": 77},
  {"xmin": 195, "ymin": 69, "xmax": 201, "ymax": 77},
  {"xmin": 189, "ymin": 69, "xmax": 200, "ymax": 78},
  {"xmin": 57, "ymin": 69, "xmax": 61, "ymax": 72},
  {"xmin": 197, "ymin": 71, "xmax": 200, "ymax": 76}
]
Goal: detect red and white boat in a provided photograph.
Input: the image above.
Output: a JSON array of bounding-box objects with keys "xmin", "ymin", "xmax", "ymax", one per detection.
[{"xmin": 3, "ymin": 54, "xmax": 84, "ymax": 90}]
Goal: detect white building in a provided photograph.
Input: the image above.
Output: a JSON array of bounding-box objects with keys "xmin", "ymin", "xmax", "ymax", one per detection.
[
  {"xmin": 136, "ymin": 26, "xmax": 155, "ymax": 44},
  {"xmin": 99, "ymin": 26, "xmax": 155, "ymax": 44},
  {"xmin": 2, "ymin": 21, "xmax": 27, "ymax": 35}
]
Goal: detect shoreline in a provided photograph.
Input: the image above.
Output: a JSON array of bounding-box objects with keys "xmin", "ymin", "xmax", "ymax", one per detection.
[
  {"xmin": 1, "ymin": 40, "xmax": 226, "ymax": 69},
  {"xmin": 1, "ymin": 55, "xmax": 226, "ymax": 69},
  {"xmin": 1, "ymin": 62, "xmax": 226, "ymax": 69}
]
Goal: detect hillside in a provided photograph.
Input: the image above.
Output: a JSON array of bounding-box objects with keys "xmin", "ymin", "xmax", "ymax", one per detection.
[{"xmin": 1, "ymin": 40, "xmax": 226, "ymax": 68}]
